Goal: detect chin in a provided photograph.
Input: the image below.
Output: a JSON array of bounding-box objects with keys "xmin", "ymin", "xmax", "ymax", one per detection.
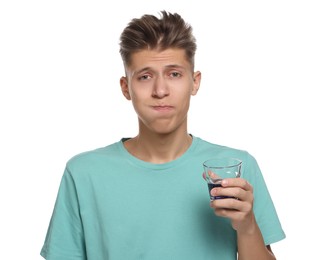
[
  {"xmin": 149, "ymin": 124, "xmax": 181, "ymax": 136},
  {"xmin": 141, "ymin": 117, "xmax": 186, "ymax": 135}
]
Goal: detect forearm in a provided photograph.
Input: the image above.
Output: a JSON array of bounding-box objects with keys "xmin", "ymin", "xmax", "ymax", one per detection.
[{"xmin": 237, "ymin": 220, "xmax": 276, "ymax": 260}]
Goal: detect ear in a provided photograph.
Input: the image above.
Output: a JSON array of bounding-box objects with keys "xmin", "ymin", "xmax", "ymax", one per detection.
[
  {"xmin": 120, "ymin": 76, "xmax": 131, "ymax": 100},
  {"xmin": 191, "ymin": 71, "xmax": 201, "ymax": 96}
]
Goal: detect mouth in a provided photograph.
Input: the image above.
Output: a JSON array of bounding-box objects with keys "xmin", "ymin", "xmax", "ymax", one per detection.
[{"xmin": 151, "ymin": 105, "xmax": 174, "ymax": 111}]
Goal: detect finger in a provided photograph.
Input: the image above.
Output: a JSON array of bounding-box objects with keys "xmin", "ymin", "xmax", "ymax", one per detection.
[
  {"xmin": 210, "ymin": 197, "xmax": 242, "ymax": 211},
  {"xmin": 210, "ymin": 186, "xmax": 246, "ymax": 200},
  {"xmin": 213, "ymin": 207, "xmax": 248, "ymax": 221},
  {"xmin": 221, "ymin": 178, "xmax": 253, "ymax": 192},
  {"xmin": 210, "ymin": 195, "xmax": 253, "ymax": 213},
  {"xmin": 211, "ymin": 199, "xmax": 253, "ymax": 221},
  {"xmin": 207, "ymin": 170, "xmax": 219, "ymax": 179}
]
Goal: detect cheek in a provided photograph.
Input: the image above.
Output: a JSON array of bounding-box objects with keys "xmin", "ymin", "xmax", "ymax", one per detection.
[
  {"xmin": 176, "ymin": 87, "xmax": 193, "ymax": 103},
  {"xmin": 129, "ymin": 90, "xmax": 147, "ymax": 113},
  {"xmin": 130, "ymin": 91, "xmax": 147, "ymax": 104},
  {"xmin": 177, "ymin": 95, "xmax": 191, "ymax": 115}
]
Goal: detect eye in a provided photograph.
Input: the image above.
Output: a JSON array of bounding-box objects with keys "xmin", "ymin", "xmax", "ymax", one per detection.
[
  {"xmin": 138, "ymin": 74, "xmax": 152, "ymax": 81},
  {"xmin": 170, "ymin": 71, "xmax": 181, "ymax": 78}
]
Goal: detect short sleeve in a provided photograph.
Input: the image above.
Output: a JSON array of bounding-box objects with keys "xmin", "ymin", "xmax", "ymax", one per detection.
[
  {"xmin": 243, "ymin": 154, "xmax": 286, "ymax": 245},
  {"xmin": 40, "ymin": 167, "xmax": 86, "ymax": 259}
]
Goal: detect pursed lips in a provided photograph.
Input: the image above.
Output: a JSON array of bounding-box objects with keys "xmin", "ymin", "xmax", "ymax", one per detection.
[{"xmin": 151, "ymin": 105, "xmax": 174, "ymax": 111}]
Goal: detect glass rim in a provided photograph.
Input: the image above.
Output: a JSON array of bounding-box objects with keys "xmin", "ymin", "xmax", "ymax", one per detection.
[{"xmin": 203, "ymin": 157, "xmax": 242, "ymax": 169}]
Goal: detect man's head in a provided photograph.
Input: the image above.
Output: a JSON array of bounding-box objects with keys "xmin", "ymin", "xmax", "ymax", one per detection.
[
  {"xmin": 119, "ymin": 11, "xmax": 197, "ymax": 71},
  {"xmin": 119, "ymin": 11, "xmax": 201, "ymax": 136}
]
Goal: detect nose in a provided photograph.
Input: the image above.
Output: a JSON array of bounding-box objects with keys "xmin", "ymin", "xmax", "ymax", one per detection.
[{"xmin": 152, "ymin": 76, "xmax": 169, "ymax": 98}]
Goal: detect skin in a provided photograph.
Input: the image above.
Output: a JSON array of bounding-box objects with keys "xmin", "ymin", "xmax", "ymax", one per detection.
[
  {"xmin": 208, "ymin": 176, "xmax": 275, "ymax": 260},
  {"xmin": 120, "ymin": 48, "xmax": 200, "ymax": 163},
  {"xmin": 120, "ymin": 48, "xmax": 276, "ymax": 259}
]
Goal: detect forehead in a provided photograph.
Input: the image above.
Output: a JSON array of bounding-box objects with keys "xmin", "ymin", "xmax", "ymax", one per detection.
[{"xmin": 128, "ymin": 48, "xmax": 190, "ymax": 71}]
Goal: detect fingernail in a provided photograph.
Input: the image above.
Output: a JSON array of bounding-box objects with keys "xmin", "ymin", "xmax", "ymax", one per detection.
[{"xmin": 221, "ymin": 179, "xmax": 228, "ymax": 186}]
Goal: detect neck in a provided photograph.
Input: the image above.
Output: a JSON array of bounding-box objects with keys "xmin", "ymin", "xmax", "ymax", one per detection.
[{"xmin": 124, "ymin": 131, "xmax": 193, "ymax": 164}]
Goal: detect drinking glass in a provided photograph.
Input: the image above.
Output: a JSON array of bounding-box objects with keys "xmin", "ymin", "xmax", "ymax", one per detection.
[{"xmin": 203, "ymin": 157, "xmax": 242, "ymax": 200}]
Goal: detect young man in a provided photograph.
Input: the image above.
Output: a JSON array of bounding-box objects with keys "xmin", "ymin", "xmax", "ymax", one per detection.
[{"xmin": 41, "ymin": 11, "xmax": 285, "ymax": 259}]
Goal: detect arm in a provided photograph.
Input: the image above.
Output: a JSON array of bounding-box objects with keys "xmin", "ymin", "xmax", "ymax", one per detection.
[
  {"xmin": 236, "ymin": 215, "xmax": 275, "ymax": 260},
  {"xmin": 209, "ymin": 178, "xmax": 276, "ymax": 260}
]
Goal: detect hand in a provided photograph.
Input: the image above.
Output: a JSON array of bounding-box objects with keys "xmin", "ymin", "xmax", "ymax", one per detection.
[{"xmin": 207, "ymin": 176, "xmax": 256, "ymax": 234}]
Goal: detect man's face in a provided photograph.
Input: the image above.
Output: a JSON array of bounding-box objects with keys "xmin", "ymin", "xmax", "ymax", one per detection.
[{"xmin": 120, "ymin": 48, "xmax": 201, "ymax": 135}]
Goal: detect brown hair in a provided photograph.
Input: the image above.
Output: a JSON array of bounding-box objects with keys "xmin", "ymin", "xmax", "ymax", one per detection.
[{"xmin": 119, "ymin": 10, "xmax": 197, "ymax": 70}]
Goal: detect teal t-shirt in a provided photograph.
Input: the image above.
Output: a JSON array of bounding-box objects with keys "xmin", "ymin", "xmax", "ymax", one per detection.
[{"xmin": 41, "ymin": 136, "xmax": 285, "ymax": 259}]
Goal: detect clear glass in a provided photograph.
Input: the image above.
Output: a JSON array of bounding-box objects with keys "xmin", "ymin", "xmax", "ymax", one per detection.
[{"xmin": 203, "ymin": 157, "xmax": 242, "ymax": 200}]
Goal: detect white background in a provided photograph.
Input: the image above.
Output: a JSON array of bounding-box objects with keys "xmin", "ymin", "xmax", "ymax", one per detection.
[{"xmin": 1, "ymin": 1, "xmax": 324, "ymax": 259}]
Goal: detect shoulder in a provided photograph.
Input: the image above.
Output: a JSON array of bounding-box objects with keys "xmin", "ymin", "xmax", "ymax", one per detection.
[
  {"xmin": 195, "ymin": 136, "xmax": 252, "ymax": 159},
  {"xmin": 193, "ymin": 136, "xmax": 260, "ymax": 173},
  {"xmin": 65, "ymin": 140, "xmax": 123, "ymax": 172}
]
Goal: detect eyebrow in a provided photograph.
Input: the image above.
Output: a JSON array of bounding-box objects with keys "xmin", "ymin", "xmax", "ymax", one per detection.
[{"xmin": 135, "ymin": 64, "xmax": 185, "ymax": 75}]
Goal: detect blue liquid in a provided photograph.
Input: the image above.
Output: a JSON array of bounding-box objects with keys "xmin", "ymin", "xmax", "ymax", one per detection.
[{"xmin": 208, "ymin": 183, "xmax": 233, "ymax": 200}]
